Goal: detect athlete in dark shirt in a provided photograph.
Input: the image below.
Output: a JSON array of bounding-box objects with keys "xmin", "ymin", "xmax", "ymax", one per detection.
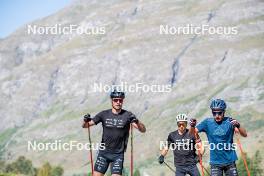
[
  {"xmin": 82, "ymin": 90, "xmax": 146, "ymax": 176},
  {"xmin": 158, "ymin": 114, "xmax": 203, "ymax": 176},
  {"xmin": 92, "ymin": 109, "xmax": 138, "ymax": 153},
  {"xmin": 167, "ymin": 129, "xmax": 198, "ymax": 166}
]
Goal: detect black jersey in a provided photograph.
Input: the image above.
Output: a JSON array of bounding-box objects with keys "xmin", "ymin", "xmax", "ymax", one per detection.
[
  {"xmin": 167, "ymin": 129, "xmax": 198, "ymax": 166},
  {"xmin": 92, "ymin": 109, "xmax": 135, "ymax": 153}
]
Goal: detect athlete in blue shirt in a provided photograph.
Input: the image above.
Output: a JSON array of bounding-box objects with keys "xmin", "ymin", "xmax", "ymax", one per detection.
[{"xmin": 189, "ymin": 99, "xmax": 247, "ymax": 176}]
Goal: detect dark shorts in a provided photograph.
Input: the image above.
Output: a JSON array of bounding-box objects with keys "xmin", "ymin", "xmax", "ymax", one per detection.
[
  {"xmin": 211, "ymin": 163, "xmax": 238, "ymax": 176},
  {"xmin": 94, "ymin": 151, "xmax": 124, "ymax": 175},
  {"xmin": 176, "ymin": 164, "xmax": 200, "ymax": 176}
]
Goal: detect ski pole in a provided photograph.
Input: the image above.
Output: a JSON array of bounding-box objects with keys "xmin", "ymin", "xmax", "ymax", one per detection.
[
  {"xmin": 87, "ymin": 124, "xmax": 94, "ymax": 176},
  {"xmin": 235, "ymin": 128, "xmax": 250, "ymax": 176},
  {"xmin": 194, "ymin": 131, "xmax": 204, "ymax": 176},
  {"xmin": 203, "ymin": 165, "xmax": 211, "ymax": 176},
  {"xmin": 130, "ymin": 124, "xmax": 134, "ymax": 176},
  {"xmin": 163, "ymin": 161, "xmax": 176, "ymax": 173}
]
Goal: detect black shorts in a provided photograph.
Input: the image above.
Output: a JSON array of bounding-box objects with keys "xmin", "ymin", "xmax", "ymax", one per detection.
[
  {"xmin": 211, "ymin": 163, "xmax": 238, "ymax": 176},
  {"xmin": 94, "ymin": 151, "xmax": 124, "ymax": 175},
  {"xmin": 176, "ymin": 164, "xmax": 200, "ymax": 176}
]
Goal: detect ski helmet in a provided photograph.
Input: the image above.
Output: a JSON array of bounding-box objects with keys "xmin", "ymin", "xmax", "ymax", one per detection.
[
  {"xmin": 210, "ymin": 99, "xmax": 226, "ymax": 111},
  {"xmin": 110, "ymin": 89, "xmax": 125, "ymax": 99},
  {"xmin": 176, "ymin": 113, "xmax": 188, "ymax": 122}
]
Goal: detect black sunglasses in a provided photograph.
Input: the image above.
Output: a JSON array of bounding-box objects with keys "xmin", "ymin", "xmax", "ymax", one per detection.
[
  {"xmin": 212, "ymin": 111, "xmax": 223, "ymax": 116},
  {"xmin": 112, "ymin": 98, "xmax": 123, "ymax": 103},
  {"xmin": 177, "ymin": 122, "xmax": 187, "ymax": 127}
]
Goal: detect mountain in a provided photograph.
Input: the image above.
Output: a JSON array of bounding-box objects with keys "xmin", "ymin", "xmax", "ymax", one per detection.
[{"xmin": 0, "ymin": 0, "xmax": 263, "ymax": 175}]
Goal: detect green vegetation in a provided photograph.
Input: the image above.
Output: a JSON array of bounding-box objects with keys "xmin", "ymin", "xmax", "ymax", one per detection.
[
  {"xmin": 237, "ymin": 150, "xmax": 263, "ymax": 176},
  {"xmin": 60, "ymin": 110, "xmax": 81, "ymax": 121},
  {"xmin": 5, "ymin": 156, "xmax": 36, "ymax": 176},
  {"xmin": 134, "ymin": 169, "xmax": 141, "ymax": 176},
  {"xmin": 204, "ymin": 150, "xmax": 263, "ymax": 176},
  {"xmin": 245, "ymin": 119, "xmax": 264, "ymax": 130},
  {"xmin": 37, "ymin": 162, "xmax": 63, "ymax": 176},
  {"xmin": 0, "ymin": 128, "xmax": 17, "ymax": 147},
  {"xmin": 165, "ymin": 92, "xmax": 204, "ymax": 110},
  {"xmin": 258, "ymin": 92, "xmax": 264, "ymax": 100},
  {"xmin": 235, "ymin": 33, "xmax": 264, "ymax": 50},
  {"xmin": 226, "ymin": 107, "xmax": 264, "ymax": 130},
  {"xmin": 41, "ymin": 102, "xmax": 65, "ymax": 119},
  {"xmin": 86, "ymin": 167, "xmax": 141, "ymax": 176},
  {"xmin": 0, "ymin": 156, "xmax": 63, "ymax": 176},
  {"xmin": 0, "ymin": 128, "xmax": 18, "ymax": 160}
]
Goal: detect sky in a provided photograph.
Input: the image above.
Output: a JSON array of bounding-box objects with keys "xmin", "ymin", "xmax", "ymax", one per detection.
[{"xmin": 0, "ymin": 0, "xmax": 72, "ymax": 38}]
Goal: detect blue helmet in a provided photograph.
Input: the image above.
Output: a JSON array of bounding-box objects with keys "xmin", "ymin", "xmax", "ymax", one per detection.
[
  {"xmin": 110, "ymin": 89, "xmax": 125, "ymax": 99},
  {"xmin": 210, "ymin": 99, "xmax": 226, "ymax": 111}
]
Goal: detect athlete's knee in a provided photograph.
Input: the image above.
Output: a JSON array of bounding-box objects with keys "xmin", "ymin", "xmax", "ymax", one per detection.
[{"xmin": 94, "ymin": 171, "xmax": 104, "ymax": 176}]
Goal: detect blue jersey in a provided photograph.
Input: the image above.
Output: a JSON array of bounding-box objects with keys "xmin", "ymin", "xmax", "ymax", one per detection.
[{"xmin": 197, "ymin": 117, "xmax": 237, "ymax": 165}]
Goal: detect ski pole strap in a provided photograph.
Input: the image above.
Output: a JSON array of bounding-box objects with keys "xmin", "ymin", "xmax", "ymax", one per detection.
[
  {"xmin": 235, "ymin": 128, "xmax": 250, "ymax": 176},
  {"xmin": 88, "ymin": 125, "xmax": 94, "ymax": 176},
  {"xmin": 163, "ymin": 161, "xmax": 176, "ymax": 173},
  {"xmin": 130, "ymin": 124, "xmax": 133, "ymax": 176}
]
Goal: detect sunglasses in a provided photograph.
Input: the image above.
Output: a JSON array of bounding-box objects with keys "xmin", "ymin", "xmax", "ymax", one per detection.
[
  {"xmin": 177, "ymin": 122, "xmax": 187, "ymax": 127},
  {"xmin": 212, "ymin": 111, "xmax": 223, "ymax": 116},
  {"xmin": 112, "ymin": 98, "xmax": 123, "ymax": 103}
]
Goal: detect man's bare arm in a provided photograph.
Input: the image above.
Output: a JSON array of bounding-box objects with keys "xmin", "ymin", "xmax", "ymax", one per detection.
[
  {"xmin": 132, "ymin": 121, "xmax": 146, "ymax": 133},
  {"xmin": 236, "ymin": 127, "xmax": 247, "ymax": 137}
]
